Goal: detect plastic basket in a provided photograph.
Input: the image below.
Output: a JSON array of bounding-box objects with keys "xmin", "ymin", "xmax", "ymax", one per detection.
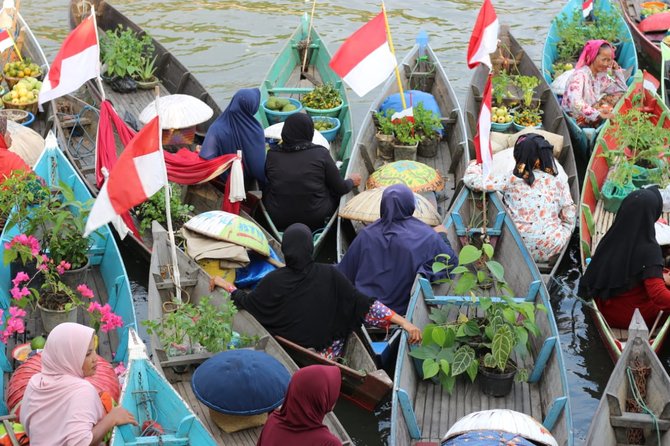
[
  {"xmin": 262, "ymin": 97, "xmax": 302, "ymax": 124},
  {"xmin": 601, "ymin": 179, "xmax": 635, "ymax": 213},
  {"xmin": 303, "ymin": 101, "xmax": 343, "ymax": 118},
  {"xmin": 312, "ymin": 116, "xmax": 340, "ymax": 142}
]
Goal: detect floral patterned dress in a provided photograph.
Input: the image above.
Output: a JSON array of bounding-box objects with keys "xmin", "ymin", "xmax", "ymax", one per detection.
[
  {"xmin": 561, "ymin": 65, "xmax": 627, "ymax": 125},
  {"xmin": 463, "ymin": 162, "xmax": 576, "ymax": 263},
  {"xmin": 317, "ymin": 300, "xmax": 394, "ymax": 360}
]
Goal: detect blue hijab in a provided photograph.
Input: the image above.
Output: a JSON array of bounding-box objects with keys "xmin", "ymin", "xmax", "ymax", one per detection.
[
  {"xmin": 337, "ymin": 184, "xmax": 455, "ymax": 314},
  {"xmin": 199, "ymin": 88, "xmax": 266, "ymax": 186}
]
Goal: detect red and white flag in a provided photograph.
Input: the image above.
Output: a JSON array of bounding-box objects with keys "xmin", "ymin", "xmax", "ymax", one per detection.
[
  {"xmin": 474, "ymin": 74, "xmax": 494, "ymax": 178},
  {"xmin": 329, "ymin": 12, "xmax": 397, "ymax": 97},
  {"xmin": 582, "ymin": 0, "xmax": 594, "ymax": 18},
  {"xmin": 0, "ymin": 29, "xmax": 14, "ymax": 53},
  {"xmin": 643, "ymin": 70, "xmax": 660, "ymax": 92},
  {"xmin": 84, "ymin": 117, "xmax": 166, "ymax": 236},
  {"xmin": 467, "ymin": 0, "xmax": 499, "ymax": 69},
  {"xmin": 39, "ymin": 14, "xmax": 99, "ymax": 106}
]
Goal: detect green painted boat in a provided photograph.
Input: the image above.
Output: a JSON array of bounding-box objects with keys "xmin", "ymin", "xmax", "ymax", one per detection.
[{"xmin": 253, "ymin": 13, "xmax": 354, "ymax": 256}]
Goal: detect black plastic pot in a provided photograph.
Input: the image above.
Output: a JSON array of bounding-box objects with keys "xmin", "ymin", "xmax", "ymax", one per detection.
[{"xmin": 479, "ymin": 361, "xmax": 517, "ymax": 397}]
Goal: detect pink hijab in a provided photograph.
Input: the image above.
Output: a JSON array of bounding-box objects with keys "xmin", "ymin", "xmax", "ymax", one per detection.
[
  {"xmin": 20, "ymin": 323, "xmax": 105, "ymax": 446},
  {"xmin": 576, "ymin": 39, "xmax": 614, "ymax": 69}
]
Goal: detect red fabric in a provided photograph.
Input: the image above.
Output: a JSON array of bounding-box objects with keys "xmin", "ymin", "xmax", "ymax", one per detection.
[
  {"xmin": 596, "ymin": 277, "xmax": 670, "ymax": 328},
  {"xmin": 164, "ymin": 149, "xmax": 236, "ymax": 184},
  {"xmin": 0, "ymin": 150, "xmax": 29, "ymax": 184},
  {"xmin": 639, "ymin": 12, "xmax": 670, "ymax": 33}
]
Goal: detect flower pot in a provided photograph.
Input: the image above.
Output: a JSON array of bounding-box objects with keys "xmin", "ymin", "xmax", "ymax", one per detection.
[
  {"xmin": 59, "ymin": 257, "xmax": 91, "ymax": 291},
  {"xmin": 136, "ymin": 76, "xmax": 160, "ymax": 90},
  {"xmin": 37, "ymin": 302, "xmax": 78, "ymax": 334},
  {"xmin": 392, "ymin": 142, "xmax": 418, "ymax": 161},
  {"xmin": 478, "ymin": 361, "xmax": 517, "ymax": 397},
  {"xmin": 418, "ymin": 135, "xmax": 439, "ymax": 158},
  {"xmin": 375, "ymin": 132, "xmax": 395, "ymax": 160},
  {"xmin": 632, "ymin": 159, "xmax": 664, "ymax": 188},
  {"xmin": 601, "ymin": 179, "xmax": 635, "ymax": 213}
]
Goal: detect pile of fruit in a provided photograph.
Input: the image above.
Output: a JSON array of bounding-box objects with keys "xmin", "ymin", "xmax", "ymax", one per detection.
[
  {"xmin": 313, "ymin": 119, "xmax": 335, "ymax": 132},
  {"xmin": 552, "ymin": 62, "xmax": 574, "ymax": 79},
  {"xmin": 3, "ymin": 76, "xmax": 42, "ymax": 105},
  {"xmin": 513, "ymin": 108, "xmax": 542, "ymax": 127},
  {"xmin": 3, "ymin": 59, "xmax": 41, "ymax": 79},
  {"xmin": 641, "ymin": 4, "xmax": 667, "ymax": 17},
  {"xmin": 302, "ymin": 83, "xmax": 342, "ymax": 110},
  {"xmin": 491, "ymin": 106, "xmax": 513, "ymax": 124},
  {"xmin": 265, "ymin": 97, "xmax": 297, "ymax": 112}
]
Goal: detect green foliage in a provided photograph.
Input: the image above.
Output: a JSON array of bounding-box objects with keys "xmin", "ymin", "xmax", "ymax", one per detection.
[
  {"xmin": 301, "ymin": 83, "xmax": 342, "ymax": 110},
  {"xmin": 492, "ymin": 72, "xmax": 513, "ymax": 106},
  {"xmin": 0, "ymin": 170, "xmax": 50, "ymax": 235},
  {"xmin": 373, "ymin": 103, "xmax": 440, "ymax": 145},
  {"xmin": 136, "ymin": 184, "xmax": 194, "ymax": 233},
  {"xmin": 392, "ymin": 116, "xmax": 422, "ymax": 146},
  {"xmin": 100, "ymin": 25, "xmax": 155, "ymax": 79},
  {"xmin": 412, "ymin": 103, "xmax": 443, "ymax": 140},
  {"xmin": 138, "ymin": 55, "xmax": 157, "ymax": 82},
  {"xmin": 554, "ymin": 8, "xmax": 625, "ymax": 62},
  {"xmin": 513, "ymin": 75, "xmax": 540, "ymax": 108},
  {"xmin": 374, "ymin": 109, "xmax": 396, "ymax": 136}
]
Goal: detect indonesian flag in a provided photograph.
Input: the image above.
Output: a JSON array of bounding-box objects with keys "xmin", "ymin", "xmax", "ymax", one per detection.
[
  {"xmin": 643, "ymin": 70, "xmax": 660, "ymax": 92},
  {"xmin": 474, "ymin": 74, "xmax": 494, "ymax": 178},
  {"xmin": 467, "ymin": 0, "xmax": 499, "ymax": 69},
  {"xmin": 39, "ymin": 14, "xmax": 99, "ymax": 106},
  {"xmin": 329, "ymin": 12, "xmax": 397, "ymax": 97},
  {"xmin": 84, "ymin": 117, "xmax": 166, "ymax": 236},
  {"xmin": 0, "ymin": 29, "xmax": 13, "ymax": 53},
  {"xmin": 582, "ymin": 0, "xmax": 594, "ymax": 18}
]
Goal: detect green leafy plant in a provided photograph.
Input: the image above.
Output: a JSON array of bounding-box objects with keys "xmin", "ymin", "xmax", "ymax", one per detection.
[
  {"xmin": 513, "ymin": 107, "xmax": 543, "ymax": 127},
  {"xmin": 137, "ymin": 55, "xmax": 157, "ymax": 82},
  {"xmin": 392, "ymin": 116, "xmax": 422, "ymax": 146},
  {"xmin": 374, "ymin": 109, "xmax": 396, "ymax": 136},
  {"xmin": 554, "ymin": 8, "xmax": 625, "ymax": 62},
  {"xmin": 0, "ymin": 170, "xmax": 50, "ymax": 235},
  {"xmin": 513, "ymin": 75, "xmax": 540, "ymax": 108},
  {"xmin": 301, "ymin": 83, "xmax": 342, "ymax": 110},
  {"xmin": 492, "ymin": 72, "xmax": 514, "ymax": 106},
  {"xmin": 412, "ymin": 103, "xmax": 443, "ymax": 141},
  {"xmin": 100, "ymin": 25, "xmax": 154, "ymax": 79},
  {"xmin": 408, "ymin": 243, "xmax": 546, "ymax": 393},
  {"xmin": 136, "ymin": 184, "xmax": 194, "ymax": 233}
]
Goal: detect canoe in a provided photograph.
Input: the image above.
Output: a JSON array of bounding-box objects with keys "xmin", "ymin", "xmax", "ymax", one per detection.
[
  {"xmin": 252, "ymin": 12, "xmax": 354, "ymax": 256},
  {"xmin": 111, "ymin": 328, "xmax": 218, "ymax": 444},
  {"xmin": 389, "ymin": 188, "xmax": 573, "ymax": 445},
  {"xmin": 584, "ymin": 309, "xmax": 670, "ymax": 445},
  {"xmin": 147, "ymin": 222, "xmax": 352, "ymax": 444},
  {"xmin": 542, "ymin": 0, "xmax": 638, "ymax": 159},
  {"xmin": 618, "ymin": 0, "xmax": 668, "ymax": 65},
  {"xmin": 464, "ymin": 25, "xmax": 580, "ymax": 282},
  {"xmin": 0, "ymin": 132, "xmax": 138, "ymax": 414},
  {"xmin": 579, "ymin": 72, "xmax": 670, "ymax": 360}
]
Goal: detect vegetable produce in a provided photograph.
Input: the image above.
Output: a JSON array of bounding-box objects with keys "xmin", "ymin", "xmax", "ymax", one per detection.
[
  {"xmin": 302, "ymin": 83, "xmax": 342, "ymax": 110},
  {"xmin": 3, "ymin": 60, "xmax": 41, "ymax": 79}
]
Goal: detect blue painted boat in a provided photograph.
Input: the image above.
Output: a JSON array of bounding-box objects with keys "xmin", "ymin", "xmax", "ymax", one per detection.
[
  {"xmin": 0, "ymin": 132, "xmax": 138, "ymax": 414},
  {"xmin": 111, "ymin": 328, "xmax": 217, "ymax": 445},
  {"xmin": 542, "ymin": 0, "xmax": 638, "ymax": 159},
  {"xmin": 389, "ymin": 189, "xmax": 573, "ymax": 445}
]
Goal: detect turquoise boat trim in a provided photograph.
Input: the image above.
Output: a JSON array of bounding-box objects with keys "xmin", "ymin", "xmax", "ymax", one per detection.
[
  {"xmin": 176, "ymin": 415, "xmax": 196, "ymax": 438},
  {"xmin": 529, "ymin": 336, "xmax": 558, "ymax": 383},
  {"xmin": 543, "ymin": 396, "xmax": 568, "ymax": 432},
  {"xmin": 418, "ymin": 277, "xmax": 434, "ymax": 301},
  {"xmin": 268, "ymin": 87, "xmax": 315, "ymax": 94},
  {"xmin": 426, "ymin": 296, "xmax": 531, "ymax": 305},
  {"xmin": 526, "ymin": 280, "xmax": 542, "ymax": 302},
  {"xmin": 397, "ymin": 388, "xmax": 421, "ymax": 439}
]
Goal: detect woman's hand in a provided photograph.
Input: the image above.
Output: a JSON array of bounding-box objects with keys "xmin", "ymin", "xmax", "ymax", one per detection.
[
  {"xmin": 348, "ymin": 173, "xmax": 362, "ymax": 187},
  {"xmin": 108, "ymin": 407, "xmax": 138, "ymax": 427},
  {"xmin": 663, "ymin": 269, "xmax": 670, "ymax": 287},
  {"xmin": 599, "ymin": 104, "xmax": 614, "ymax": 120},
  {"xmin": 210, "ymin": 276, "xmax": 236, "ymax": 293},
  {"xmin": 402, "ymin": 321, "xmax": 422, "ymax": 344}
]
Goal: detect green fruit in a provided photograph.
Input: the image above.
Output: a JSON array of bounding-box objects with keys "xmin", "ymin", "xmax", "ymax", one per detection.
[
  {"xmin": 275, "ymin": 98, "xmax": 290, "ymax": 108},
  {"xmin": 282, "ymin": 104, "xmax": 297, "ymax": 112},
  {"xmin": 31, "ymin": 335, "xmax": 46, "ymax": 350}
]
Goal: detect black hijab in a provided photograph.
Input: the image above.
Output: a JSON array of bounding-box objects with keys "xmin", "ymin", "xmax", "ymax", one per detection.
[
  {"xmin": 232, "ymin": 223, "xmax": 375, "ymax": 349},
  {"xmin": 578, "ymin": 187, "xmax": 664, "ymax": 300},
  {"xmin": 512, "ymin": 133, "xmax": 558, "ymax": 186},
  {"xmin": 279, "ymin": 113, "xmax": 321, "ymax": 152}
]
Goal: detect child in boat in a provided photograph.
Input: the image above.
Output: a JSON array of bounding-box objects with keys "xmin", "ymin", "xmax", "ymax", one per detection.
[
  {"xmin": 211, "ymin": 223, "xmax": 421, "ymax": 360},
  {"xmin": 561, "ymin": 39, "xmax": 627, "ymax": 127},
  {"xmin": 462, "ymin": 133, "xmax": 575, "ymax": 264},
  {"xmin": 257, "ymin": 365, "xmax": 342, "ymax": 446},
  {"xmin": 262, "ymin": 112, "xmax": 361, "ymax": 232},
  {"xmin": 337, "ymin": 183, "xmax": 456, "ymax": 315},
  {"xmin": 578, "ymin": 187, "xmax": 670, "ymax": 328},
  {"xmin": 198, "ymin": 88, "xmax": 267, "ymax": 187},
  {"xmin": 20, "ymin": 322, "xmax": 137, "ymax": 445}
]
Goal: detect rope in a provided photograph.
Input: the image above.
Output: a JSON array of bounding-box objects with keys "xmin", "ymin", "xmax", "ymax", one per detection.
[
  {"xmin": 56, "ymin": 103, "xmax": 99, "ymax": 159},
  {"xmin": 626, "ymin": 365, "xmax": 661, "ymax": 445}
]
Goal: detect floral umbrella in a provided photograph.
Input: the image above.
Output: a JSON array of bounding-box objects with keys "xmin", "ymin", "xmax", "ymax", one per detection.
[
  {"xmin": 366, "ymin": 160, "xmax": 444, "ymax": 192},
  {"xmin": 339, "ymin": 186, "xmax": 441, "ymax": 226},
  {"xmin": 183, "ymin": 211, "xmax": 270, "ymax": 257}
]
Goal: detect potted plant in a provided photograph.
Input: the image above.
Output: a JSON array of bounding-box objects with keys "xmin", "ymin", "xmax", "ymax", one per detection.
[
  {"xmin": 100, "ymin": 25, "xmax": 155, "ymax": 93},
  {"xmin": 554, "ymin": 8, "xmax": 626, "ymax": 64},
  {"xmin": 135, "ymin": 55, "xmax": 159, "ymax": 89},
  {"xmin": 413, "ymin": 102, "xmax": 443, "ymax": 158},
  {"xmin": 408, "ymin": 243, "xmax": 546, "ymax": 396},
  {"xmin": 391, "ymin": 116, "xmax": 422, "ymax": 161},
  {"xmin": 135, "ymin": 183, "xmax": 194, "ymax": 243},
  {"xmin": 301, "ymin": 83, "xmax": 343, "ymax": 117},
  {"xmin": 373, "ymin": 109, "xmax": 396, "ymax": 161}
]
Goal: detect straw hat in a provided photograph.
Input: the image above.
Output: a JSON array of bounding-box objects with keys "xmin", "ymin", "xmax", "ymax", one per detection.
[
  {"xmin": 340, "ymin": 186, "xmax": 441, "ymax": 226},
  {"xmin": 366, "ymin": 160, "xmax": 444, "ymax": 192},
  {"xmin": 139, "ymin": 94, "xmax": 214, "ymax": 129},
  {"xmin": 183, "ymin": 211, "xmax": 270, "ymax": 257}
]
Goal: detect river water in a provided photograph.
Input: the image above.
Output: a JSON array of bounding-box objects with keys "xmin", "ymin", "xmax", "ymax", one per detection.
[{"xmin": 19, "ymin": 0, "xmax": 670, "ymax": 444}]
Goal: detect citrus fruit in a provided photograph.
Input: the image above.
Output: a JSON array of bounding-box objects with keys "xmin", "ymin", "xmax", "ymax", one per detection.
[{"xmin": 30, "ymin": 335, "xmax": 46, "ymax": 350}]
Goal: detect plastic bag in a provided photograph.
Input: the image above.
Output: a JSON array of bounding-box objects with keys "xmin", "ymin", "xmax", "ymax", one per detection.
[
  {"xmin": 550, "ymin": 69, "xmax": 574, "ymax": 95},
  {"xmin": 107, "ymin": 75, "xmax": 137, "ymax": 94}
]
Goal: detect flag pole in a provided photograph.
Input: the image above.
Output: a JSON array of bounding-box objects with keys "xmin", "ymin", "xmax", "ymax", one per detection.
[
  {"xmin": 90, "ymin": 5, "xmax": 106, "ymax": 102},
  {"xmin": 301, "ymin": 0, "xmax": 316, "ymax": 74},
  {"xmin": 154, "ymin": 86, "xmax": 182, "ymax": 303},
  {"xmin": 381, "ymin": 1, "xmax": 406, "ymax": 110}
]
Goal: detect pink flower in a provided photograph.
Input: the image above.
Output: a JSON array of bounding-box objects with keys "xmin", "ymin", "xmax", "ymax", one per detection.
[
  {"xmin": 87, "ymin": 301, "xmax": 102, "ymax": 313},
  {"xmin": 56, "ymin": 260, "xmax": 71, "ymax": 275},
  {"xmin": 11, "ymin": 271, "xmax": 29, "ymax": 287},
  {"xmin": 77, "ymin": 284, "xmax": 94, "ymax": 299},
  {"xmin": 10, "ymin": 286, "xmax": 30, "ymax": 301},
  {"xmin": 0, "ymin": 306, "xmax": 27, "ymax": 344}
]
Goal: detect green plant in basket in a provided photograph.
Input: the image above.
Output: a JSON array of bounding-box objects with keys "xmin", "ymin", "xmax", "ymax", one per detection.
[
  {"xmin": 392, "ymin": 116, "xmax": 422, "ymax": 146},
  {"xmin": 513, "ymin": 107, "xmax": 542, "ymax": 127},
  {"xmin": 492, "ymin": 72, "xmax": 514, "ymax": 106},
  {"xmin": 100, "ymin": 25, "xmax": 154, "ymax": 79},
  {"xmin": 302, "ymin": 83, "xmax": 342, "ymax": 110},
  {"xmin": 412, "ymin": 102, "xmax": 442, "ymax": 141},
  {"xmin": 137, "ymin": 55, "xmax": 158, "ymax": 82},
  {"xmin": 513, "ymin": 75, "xmax": 540, "ymax": 108},
  {"xmin": 136, "ymin": 183, "xmax": 194, "ymax": 234},
  {"xmin": 554, "ymin": 8, "xmax": 626, "ymax": 62},
  {"xmin": 374, "ymin": 109, "xmax": 396, "ymax": 136}
]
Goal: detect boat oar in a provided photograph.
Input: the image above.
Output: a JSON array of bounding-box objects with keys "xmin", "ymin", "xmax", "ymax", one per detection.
[
  {"xmin": 300, "ymin": 0, "xmax": 317, "ymax": 77},
  {"xmin": 649, "ymin": 310, "xmax": 664, "ymax": 340}
]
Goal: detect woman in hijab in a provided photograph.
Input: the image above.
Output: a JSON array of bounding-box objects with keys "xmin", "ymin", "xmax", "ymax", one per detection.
[
  {"xmin": 211, "ymin": 223, "xmax": 421, "ymax": 359},
  {"xmin": 257, "ymin": 365, "xmax": 342, "ymax": 446},
  {"xmin": 578, "ymin": 187, "xmax": 670, "ymax": 328},
  {"xmin": 463, "ymin": 133, "xmax": 576, "ymax": 263},
  {"xmin": 337, "ymin": 184, "xmax": 456, "ymax": 315},
  {"xmin": 199, "ymin": 88, "xmax": 267, "ymax": 186},
  {"xmin": 20, "ymin": 322, "xmax": 137, "ymax": 446},
  {"xmin": 262, "ymin": 112, "xmax": 361, "ymax": 232},
  {"xmin": 561, "ymin": 39, "xmax": 628, "ymax": 127}
]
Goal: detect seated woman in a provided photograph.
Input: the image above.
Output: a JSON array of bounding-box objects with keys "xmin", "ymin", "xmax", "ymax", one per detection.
[
  {"xmin": 462, "ymin": 133, "xmax": 575, "ymax": 264},
  {"xmin": 262, "ymin": 113, "xmax": 361, "ymax": 232},
  {"xmin": 561, "ymin": 39, "xmax": 627, "ymax": 127},
  {"xmin": 20, "ymin": 322, "xmax": 137, "ymax": 446},
  {"xmin": 212, "ymin": 223, "xmax": 421, "ymax": 360},
  {"xmin": 198, "ymin": 88, "xmax": 267, "ymax": 187},
  {"xmin": 578, "ymin": 187, "xmax": 670, "ymax": 328},
  {"xmin": 258, "ymin": 365, "xmax": 342, "ymax": 446},
  {"xmin": 337, "ymin": 184, "xmax": 456, "ymax": 315}
]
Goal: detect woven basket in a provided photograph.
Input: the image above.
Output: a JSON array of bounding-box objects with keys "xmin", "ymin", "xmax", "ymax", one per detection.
[
  {"xmin": 3, "ymin": 97, "xmax": 38, "ymax": 115},
  {"xmin": 163, "ymin": 126, "xmax": 195, "ymax": 145},
  {"xmin": 4, "ymin": 72, "xmax": 43, "ymax": 91}
]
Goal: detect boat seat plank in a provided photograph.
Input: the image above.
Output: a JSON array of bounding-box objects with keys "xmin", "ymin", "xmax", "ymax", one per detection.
[{"xmin": 610, "ymin": 413, "xmax": 670, "ymax": 430}]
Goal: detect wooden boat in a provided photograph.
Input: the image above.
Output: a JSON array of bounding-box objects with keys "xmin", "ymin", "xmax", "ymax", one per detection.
[
  {"xmin": 542, "ymin": 0, "xmax": 638, "ymax": 159},
  {"xmin": 252, "ymin": 12, "xmax": 354, "ymax": 256},
  {"xmin": 618, "ymin": 0, "xmax": 668, "ymax": 65},
  {"xmin": 389, "ymin": 188, "xmax": 573, "ymax": 445},
  {"xmin": 147, "ymin": 222, "xmax": 353, "ymax": 444},
  {"xmin": 662, "ymin": 41, "xmax": 670, "ymax": 106},
  {"xmin": 0, "ymin": 132, "xmax": 138, "ymax": 415},
  {"xmin": 579, "ymin": 72, "xmax": 670, "ymax": 360},
  {"xmin": 464, "ymin": 25, "xmax": 580, "ymax": 282},
  {"xmin": 111, "ymin": 328, "xmax": 218, "ymax": 444},
  {"xmin": 585, "ymin": 309, "xmax": 670, "ymax": 445}
]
